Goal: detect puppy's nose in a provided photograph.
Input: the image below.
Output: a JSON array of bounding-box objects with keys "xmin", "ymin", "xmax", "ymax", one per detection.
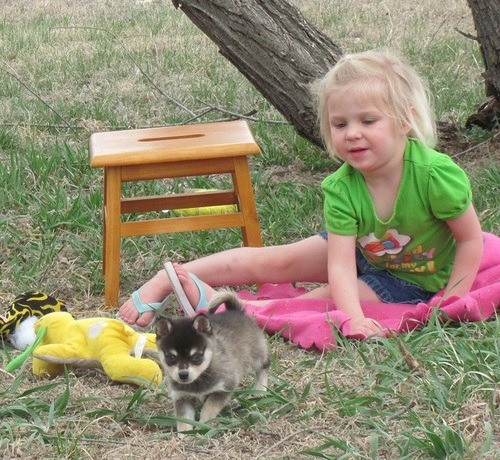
[{"xmin": 178, "ymin": 370, "xmax": 190, "ymax": 381}]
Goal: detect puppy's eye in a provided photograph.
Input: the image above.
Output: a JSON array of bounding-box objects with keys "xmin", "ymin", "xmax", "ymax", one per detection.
[
  {"xmin": 165, "ymin": 353, "xmax": 177, "ymax": 366},
  {"xmin": 190, "ymin": 352, "xmax": 204, "ymax": 365}
]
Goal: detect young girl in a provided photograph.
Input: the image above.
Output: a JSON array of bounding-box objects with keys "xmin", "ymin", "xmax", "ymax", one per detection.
[
  {"xmin": 119, "ymin": 49, "xmax": 483, "ymax": 338},
  {"xmin": 315, "ymin": 49, "xmax": 483, "ymax": 336}
]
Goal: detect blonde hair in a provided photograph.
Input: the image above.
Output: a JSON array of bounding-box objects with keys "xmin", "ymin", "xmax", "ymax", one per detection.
[{"xmin": 312, "ymin": 49, "xmax": 437, "ymax": 158}]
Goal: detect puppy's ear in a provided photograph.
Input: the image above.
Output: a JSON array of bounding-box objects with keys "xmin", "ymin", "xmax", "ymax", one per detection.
[
  {"xmin": 155, "ymin": 318, "xmax": 173, "ymax": 337},
  {"xmin": 193, "ymin": 314, "xmax": 212, "ymax": 335}
]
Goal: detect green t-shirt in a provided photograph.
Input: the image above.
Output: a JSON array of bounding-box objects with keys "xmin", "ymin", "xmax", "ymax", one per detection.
[{"xmin": 322, "ymin": 139, "xmax": 472, "ymax": 292}]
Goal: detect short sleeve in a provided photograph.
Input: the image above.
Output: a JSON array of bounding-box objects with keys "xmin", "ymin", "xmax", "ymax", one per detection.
[
  {"xmin": 428, "ymin": 155, "xmax": 471, "ymax": 220},
  {"xmin": 322, "ymin": 175, "xmax": 358, "ymax": 235}
]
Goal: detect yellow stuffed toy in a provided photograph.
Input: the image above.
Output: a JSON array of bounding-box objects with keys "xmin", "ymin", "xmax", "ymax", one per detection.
[
  {"xmin": 171, "ymin": 188, "xmax": 237, "ymax": 216},
  {"xmin": 32, "ymin": 312, "xmax": 162, "ymax": 387}
]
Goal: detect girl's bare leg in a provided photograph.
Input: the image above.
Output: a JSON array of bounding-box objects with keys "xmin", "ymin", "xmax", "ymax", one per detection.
[
  {"xmin": 119, "ymin": 235, "xmax": 328, "ymax": 326},
  {"xmin": 172, "ymin": 263, "xmax": 380, "ymax": 310}
]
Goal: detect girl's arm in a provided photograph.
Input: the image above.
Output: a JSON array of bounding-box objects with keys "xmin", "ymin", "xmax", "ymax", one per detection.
[
  {"xmin": 327, "ymin": 232, "xmax": 382, "ymax": 337},
  {"xmin": 444, "ymin": 204, "xmax": 483, "ymax": 299}
]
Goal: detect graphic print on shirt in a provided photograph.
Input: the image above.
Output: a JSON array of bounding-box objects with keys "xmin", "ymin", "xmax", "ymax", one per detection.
[{"xmin": 358, "ymin": 229, "xmax": 436, "ymax": 274}]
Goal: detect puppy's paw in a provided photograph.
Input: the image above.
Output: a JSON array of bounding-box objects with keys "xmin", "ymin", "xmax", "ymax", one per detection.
[
  {"xmin": 176, "ymin": 421, "xmax": 192, "ymax": 437},
  {"xmin": 254, "ymin": 370, "xmax": 268, "ymax": 391}
]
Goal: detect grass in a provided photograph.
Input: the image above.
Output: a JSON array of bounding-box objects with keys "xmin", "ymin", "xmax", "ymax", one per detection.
[
  {"xmin": 0, "ymin": 0, "xmax": 499, "ymax": 458},
  {"xmin": 1, "ymin": 318, "xmax": 498, "ymax": 458}
]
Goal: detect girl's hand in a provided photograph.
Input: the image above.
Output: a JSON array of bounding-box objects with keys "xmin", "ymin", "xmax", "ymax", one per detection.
[{"xmin": 348, "ymin": 316, "xmax": 385, "ymax": 338}]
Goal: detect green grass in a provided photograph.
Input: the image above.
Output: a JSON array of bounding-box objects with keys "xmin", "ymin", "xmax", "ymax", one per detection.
[
  {"xmin": 2, "ymin": 318, "xmax": 497, "ymax": 458},
  {"xmin": 0, "ymin": 0, "xmax": 499, "ymax": 458}
]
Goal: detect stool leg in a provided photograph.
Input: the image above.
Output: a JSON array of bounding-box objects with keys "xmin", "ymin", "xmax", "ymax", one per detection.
[
  {"xmin": 102, "ymin": 170, "xmax": 107, "ymax": 276},
  {"xmin": 232, "ymin": 157, "xmax": 262, "ymax": 247},
  {"xmin": 103, "ymin": 167, "xmax": 122, "ymax": 308}
]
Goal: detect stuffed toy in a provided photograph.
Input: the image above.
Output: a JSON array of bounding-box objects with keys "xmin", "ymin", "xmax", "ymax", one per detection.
[
  {"xmin": 1, "ymin": 291, "xmax": 67, "ymax": 350},
  {"xmin": 31, "ymin": 311, "xmax": 162, "ymax": 387},
  {"xmin": 172, "ymin": 188, "xmax": 237, "ymax": 216}
]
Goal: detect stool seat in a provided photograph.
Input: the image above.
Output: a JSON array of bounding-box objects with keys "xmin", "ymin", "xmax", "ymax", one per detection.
[
  {"xmin": 90, "ymin": 120, "xmax": 262, "ymax": 308},
  {"xmin": 90, "ymin": 120, "xmax": 261, "ymax": 167}
]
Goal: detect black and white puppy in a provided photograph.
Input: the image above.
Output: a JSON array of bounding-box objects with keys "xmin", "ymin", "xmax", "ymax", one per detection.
[{"xmin": 156, "ymin": 291, "xmax": 269, "ymax": 434}]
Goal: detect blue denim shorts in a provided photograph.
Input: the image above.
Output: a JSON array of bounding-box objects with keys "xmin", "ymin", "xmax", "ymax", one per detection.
[{"xmin": 318, "ymin": 231, "xmax": 434, "ymax": 304}]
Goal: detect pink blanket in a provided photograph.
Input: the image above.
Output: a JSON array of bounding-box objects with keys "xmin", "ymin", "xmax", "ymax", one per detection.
[{"xmin": 240, "ymin": 232, "xmax": 500, "ymax": 351}]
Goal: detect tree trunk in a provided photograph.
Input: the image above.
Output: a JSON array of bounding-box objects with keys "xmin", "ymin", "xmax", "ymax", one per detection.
[
  {"xmin": 172, "ymin": 0, "xmax": 342, "ymax": 147},
  {"xmin": 465, "ymin": 0, "xmax": 500, "ymax": 130}
]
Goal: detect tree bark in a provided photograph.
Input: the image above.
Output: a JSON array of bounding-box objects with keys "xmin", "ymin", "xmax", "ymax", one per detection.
[
  {"xmin": 172, "ymin": 0, "xmax": 342, "ymax": 147},
  {"xmin": 465, "ymin": 0, "xmax": 500, "ymax": 130}
]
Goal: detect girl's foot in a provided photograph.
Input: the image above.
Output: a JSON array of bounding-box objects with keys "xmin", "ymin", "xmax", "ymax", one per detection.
[
  {"xmin": 118, "ymin": 270, "xmax": 170, "ymax": 328},
  {"xmin": 173, "ymin": 263, "xmax": 217, "ymax": 310},
  {"xmin": 118, "ymin": 263, "xmax": 217, "ymax": 327}
]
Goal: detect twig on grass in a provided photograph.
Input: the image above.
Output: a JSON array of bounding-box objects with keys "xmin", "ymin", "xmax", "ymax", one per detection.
[
  {"xmin": 182, "ymin": 107, "xmax": 216, "ymax": 124},
  {"xmin": 386, "ymin": 401, "xmax": 416, "ymax": 421},
  {"xmin": 0, "ymin": 367, "xmax": 15, "ymax": 378},
  {"xmin": 2, "ymin": 61, "xmax": 71, "ymax": 128},
  {"xmin": 454, "ymin": 28, "xmax": 479, "ymax": 42},
  {"xmin": 0, "ymin": 121, "xmax": 85, "ymax": 130},
  {"xmin": 424, "ymin": 18, "xmax": 447, "ymax": 50},
  {"xmin": 451, "ymin": 130, "xmax": 500, "ymax": 158},
  {"xmin": 194, "ymin": 98, "xmax": 289, "ymax": 125}
]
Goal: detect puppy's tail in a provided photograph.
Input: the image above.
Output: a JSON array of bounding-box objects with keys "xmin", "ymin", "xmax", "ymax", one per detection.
[{"xmin": 207, "ymin": 291, "xmax": 244, "ymax": 314}]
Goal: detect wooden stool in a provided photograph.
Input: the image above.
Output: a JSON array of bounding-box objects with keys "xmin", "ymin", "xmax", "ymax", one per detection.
[{"xmin": 90, "ymin": 120, "xmax": 262, "ymax": 308}]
